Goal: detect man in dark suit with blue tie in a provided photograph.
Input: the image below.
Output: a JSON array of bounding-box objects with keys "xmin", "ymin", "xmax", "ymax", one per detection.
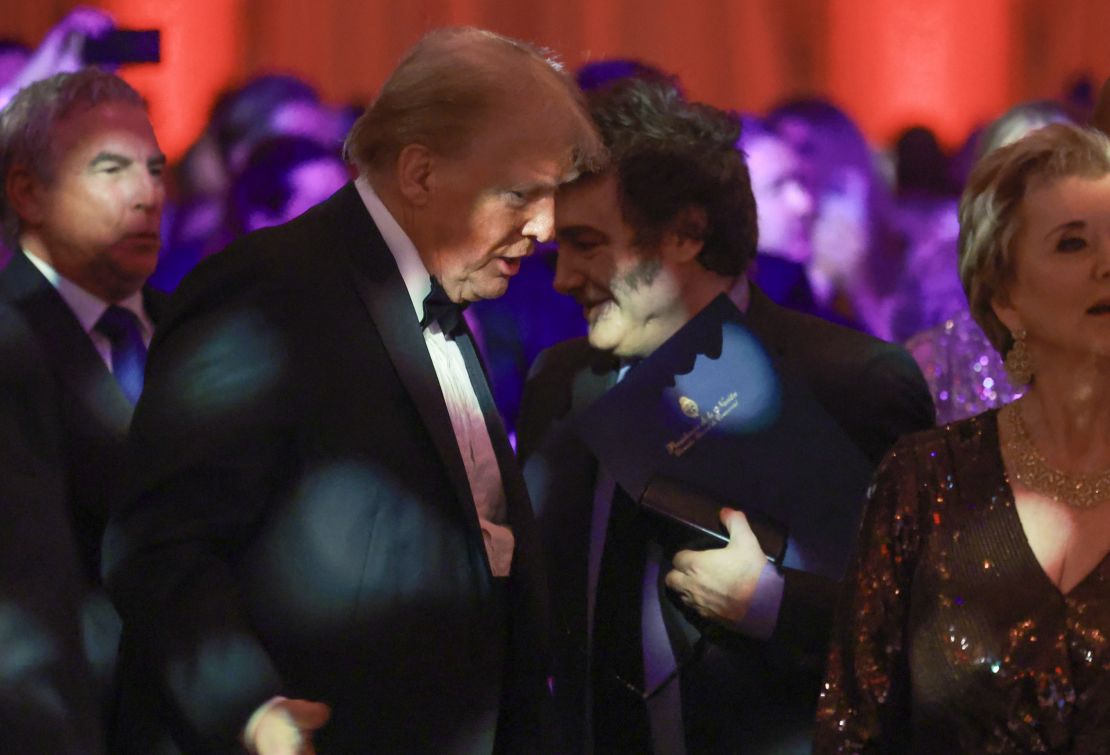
[
  {"xmin": 517, "ymin": 78, "xmax": 934, "ymax": 753},
  {"xmin": 102, "ymin": 28, "xmax": 603, "ymax": 754},
  {"xmin": 0, "ymin": 68, "xmax": 167, "ymax": 750}
]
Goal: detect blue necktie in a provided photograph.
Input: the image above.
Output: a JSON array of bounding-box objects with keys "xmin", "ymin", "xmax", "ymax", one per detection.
[{"xmin": 95, "ymin": 305, "xmax": 147, "ymax": 405}]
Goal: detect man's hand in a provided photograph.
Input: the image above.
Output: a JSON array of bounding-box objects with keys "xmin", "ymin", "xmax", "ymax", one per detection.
[
  {"xmin": 664, "ymin": 508, "xmax": 767, "ymax": 630},
  {"xmin": 247, "ymin": 698, "xmax": 331, "ymax": 755}
]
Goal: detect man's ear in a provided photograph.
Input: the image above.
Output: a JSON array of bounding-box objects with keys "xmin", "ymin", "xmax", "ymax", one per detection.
[
  {"xmin": 663, "ymin": 205, "xmax": 708, "ymax": 263},
  {"xmin": 395, "ymin": 144, "xmax": 434, "ymax": 207},
  {"xmin": 6, "ymin": 166, "xmax": 44, "ymax": 225}
]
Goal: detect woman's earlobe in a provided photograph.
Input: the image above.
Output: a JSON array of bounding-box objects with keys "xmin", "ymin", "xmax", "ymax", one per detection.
[{"xmin": 990, "ymin": 293, "xmax": 1022, "ymax": 334}]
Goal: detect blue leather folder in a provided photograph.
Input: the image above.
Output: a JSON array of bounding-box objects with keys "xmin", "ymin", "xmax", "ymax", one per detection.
[{"xmin": 575, "ymin": 294, "xmax": 873, "ymax": 579}]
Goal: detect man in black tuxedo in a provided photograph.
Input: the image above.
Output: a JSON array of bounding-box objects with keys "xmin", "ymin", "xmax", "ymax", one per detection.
[
  {"xmin": 516, "ymin": 78, "xmax": 934, "ymax": 753},
  {"xmin": 0, "ymin": 68, "xmax": 167, "ymax": 745},
  {"xmin": 103, "ymin": 28, "xmax": 602, "ymax": 754}
]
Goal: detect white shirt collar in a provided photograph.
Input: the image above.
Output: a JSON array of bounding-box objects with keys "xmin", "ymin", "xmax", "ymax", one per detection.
[
  {"xmin": 23, "ymin": 249, "xmax": 151, "ymax": 338},
  {"xmin": 354, "ymin": 175, "xmax": 431, "ymax": 323}
]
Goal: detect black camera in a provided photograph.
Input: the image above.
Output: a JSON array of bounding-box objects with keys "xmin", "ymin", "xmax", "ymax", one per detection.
[{"xmin": 83, "ymin": 30, "xmax": 160, "ymax": 66}]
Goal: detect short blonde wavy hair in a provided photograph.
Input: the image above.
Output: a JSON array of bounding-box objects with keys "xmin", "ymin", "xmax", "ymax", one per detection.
[
  {"xmin": 344, "ymin": 27, "xmax": 602, "ymax": 175},
  {"xmin": 959, "ymin": 123, "xmax": 1110, "ymax": 355}
]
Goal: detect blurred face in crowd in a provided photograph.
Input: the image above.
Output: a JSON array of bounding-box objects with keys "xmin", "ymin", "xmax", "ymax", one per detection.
[
  {"xmin": 15, "ymin": 101, "xmax": 165, "ymax": 301},
  {"xmin": 417, "ymin": 99, "xmax": 578, "ymax": 304},
  {"xmin": 554, "ymin": 173, "xmax": 693, "ymax": 359},
  {"xmin": 269, "ymin": 99, "xmax": 343, "ymax": 144},
  {"xmin": 775, "ymin": 114, "xmax": 872, "ymax": 281},
  {"xmin": 746, "ymin": 133, "xmax": 815, "ymax": 264},
  {"xmin": 228, "ymin": 99, "xmax": 342, "ymax": 172},
  {"xmin": 244, "ymin": 156, "xmax": 349, "ymax": 232},
  {"xmin": 811, "ymin": 167, "xmax": 870, "ymax": 281},
  {"xmin": 993, "ymin": 173, "xmax": 1110, "ymax": 366}
]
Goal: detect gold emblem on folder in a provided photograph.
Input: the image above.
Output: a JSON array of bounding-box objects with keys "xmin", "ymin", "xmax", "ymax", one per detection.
[
  {"xmin": 666, "ymin": 391, "xmax": 740, "ymax": 457},
  {"xmin": 679, "ymin": 396, "xmax": 700, "ymax": 418}
]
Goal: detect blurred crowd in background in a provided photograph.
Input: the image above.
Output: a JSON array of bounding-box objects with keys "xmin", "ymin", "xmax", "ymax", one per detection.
[{"xmin": 2, "ymin": 7, "xmax": 1100, "ymax": 431}]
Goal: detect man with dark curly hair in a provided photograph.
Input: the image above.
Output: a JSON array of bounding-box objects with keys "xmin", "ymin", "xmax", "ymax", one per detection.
[{"xmin": 516, "ymin": 78, "xmax": 934, "ymax": 753}]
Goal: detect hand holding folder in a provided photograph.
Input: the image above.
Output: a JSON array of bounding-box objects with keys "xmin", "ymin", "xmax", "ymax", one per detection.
[
  {"xmin": 640, "ymin": 475, "xmax": 787, "ymax": 565},
  {"xmin": 575, "ymin": 294, "xmax": 873, "ymax": 581},
  {"xmin": 664, "ymin": 506, "xmax": 775, "ymax": 632}
]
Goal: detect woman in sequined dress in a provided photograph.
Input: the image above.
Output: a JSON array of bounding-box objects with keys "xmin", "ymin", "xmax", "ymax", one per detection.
[{"xmin": 814, "ymin": 124, "xmax": 1110, "ymax": 753}]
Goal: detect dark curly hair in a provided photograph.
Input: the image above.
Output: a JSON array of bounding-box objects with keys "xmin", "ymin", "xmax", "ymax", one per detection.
[{"xmin": 583, "ymin": 77, "xmax": 757, "ymax": 275}]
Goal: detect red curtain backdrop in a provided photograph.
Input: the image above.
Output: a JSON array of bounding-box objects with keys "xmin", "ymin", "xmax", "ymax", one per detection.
[{"xmin": 4, "ymin": 0, "xmax": 1110, "ymax": 160}]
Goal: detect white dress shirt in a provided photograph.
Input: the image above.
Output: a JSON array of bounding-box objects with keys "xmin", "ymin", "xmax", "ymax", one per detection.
[
  {"xmin": 355, "ymin": 176, "xmax": 515, "ymax": 578},
  {"xmin": 23, "ymin": 249, "xmax": 154, "ymax": 373}
]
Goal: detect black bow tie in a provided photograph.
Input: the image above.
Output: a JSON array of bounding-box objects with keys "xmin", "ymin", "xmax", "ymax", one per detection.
[{"xmin": 420, "ymin": 277, "xmax": 467, "ymax": 336}]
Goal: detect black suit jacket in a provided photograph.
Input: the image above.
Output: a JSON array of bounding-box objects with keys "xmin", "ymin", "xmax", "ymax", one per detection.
[
  {"xmin": 0, "ymin": 251, "xmax": 165, "ymax": 584},
  {"xmin": 0, "ymin": 252, "xmax": 166, "ymax": 724},
  {"xmin": 103, "ymin": 184, "xmax": 548, "ymax": 753},
  {"xmin": 0, "ymin": 300, "xmax": 105, "ymax": 754},
  {"xmin": 517, "ymin": 287, "xmax": 935, "ymax": 753}
]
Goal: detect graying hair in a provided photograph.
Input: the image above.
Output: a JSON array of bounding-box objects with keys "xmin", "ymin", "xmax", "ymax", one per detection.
[
  {"xmin": 0, "ymin": 68, "xmax": 145, "ymax": 250},
  {"xmin": 959, "ymin": 123, "xmax": 1110, "ymax": 355},
  {"xmin": 975, "ymin": 100, "xmax": 1073, "ymax": 159},
  {"xmin": 343, "ymin": 26, "xmax": 602, "ymax": 175}
]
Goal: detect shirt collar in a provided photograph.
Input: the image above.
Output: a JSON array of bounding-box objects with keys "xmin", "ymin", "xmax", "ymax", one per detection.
[
  {"xmin": 23, "ymin": 249, "xmax": 151, "ymax": 338},
  {"xmin": 727, "ymin": 275, "xmax": 751, "ymax": 314},
  {"xmin": 354, "ymin": 175, "xmax": 431, "ymax": 323}
]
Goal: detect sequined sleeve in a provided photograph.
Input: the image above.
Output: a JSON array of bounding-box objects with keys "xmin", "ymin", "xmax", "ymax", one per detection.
[{"xmin": 814, "ymin": 436, "xmax": 931, "ymax": 753}]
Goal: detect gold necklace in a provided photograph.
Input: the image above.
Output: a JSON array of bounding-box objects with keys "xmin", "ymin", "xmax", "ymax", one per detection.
[{"xmin": 1004, "ymin": 403, "xmax": 1110, "ymax": 509}]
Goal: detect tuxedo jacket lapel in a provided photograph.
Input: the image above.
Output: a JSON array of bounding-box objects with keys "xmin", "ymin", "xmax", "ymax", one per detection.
[
  {"xmin": 334, "ymin": 186, "xmax": 486, "ymax": 549},
  {"xmin": 743, "ymin": 285, "xmax": 790, "ymax": 363},
  {"xmin": 569, "ymin": 347, "xmax": 620, "ymax": 529},
  {"xmin": 141, "ymin": 286, "xmax": 168, "ymax": 325},
  {"xmin": 572, "ymin": 350, "xmax": 619, "ymax": 415}
]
